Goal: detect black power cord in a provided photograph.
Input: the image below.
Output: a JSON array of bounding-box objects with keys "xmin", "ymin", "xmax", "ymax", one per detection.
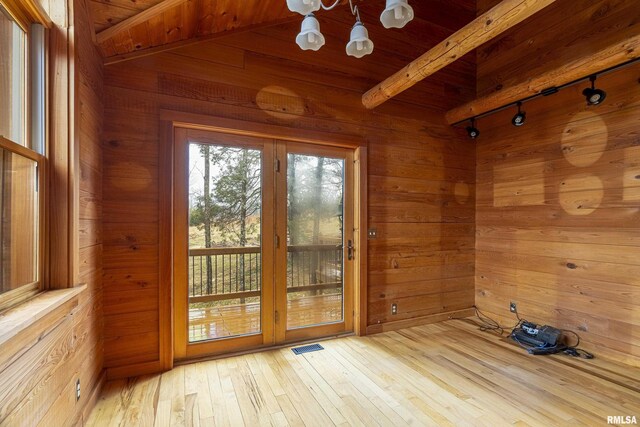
[
  {"xmin": 469, "ymin": 305, "xmax": 594, "ymax": 359},
  {"xmin": 462, "ymin": 305, "xmax": 522, "ymax": 336}
]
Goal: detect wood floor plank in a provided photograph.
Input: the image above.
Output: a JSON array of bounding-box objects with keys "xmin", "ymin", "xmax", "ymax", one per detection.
[
  {"xmin": 245, "ymin": 354, "xmax": 285, "ymax": 416},
  {"xmin": 279, "ymin": 351, "xmax": 347, "ymax": 425},
  {"xmin": 218, "ymin": 358, "xmax": 245, "ymax": 426},
  {"xmin": 270, "ymin": 350, "xmax": 335, "ymax": 426},
  {"xmin": 205, "ymin": 361, "xmax": 230, "ymax": 427},
  {"xmin": 275, "ymin": 394, "xmax": 304, "ymax": 427},
  {"xmin": 87, "ymin": 321, "xmax": 640, "ymax": 426},
  {"xmin": 301, "ymin": 347, "xmax": 402, "ymax": 427}
]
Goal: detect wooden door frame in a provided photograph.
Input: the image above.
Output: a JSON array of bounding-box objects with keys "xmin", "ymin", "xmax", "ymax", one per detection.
[
  {"xmin": 159, "ymin": 110, "xmax": 368, "ymax": 366},
  {"xmin": 172, "ymin": 128, "xmax": 276, "ymax": 360}
]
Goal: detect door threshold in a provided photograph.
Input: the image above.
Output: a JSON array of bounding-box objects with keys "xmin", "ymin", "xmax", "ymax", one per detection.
[{"xmin": 174, "ymin": 331, "xmax": 355, "ymax": 367}]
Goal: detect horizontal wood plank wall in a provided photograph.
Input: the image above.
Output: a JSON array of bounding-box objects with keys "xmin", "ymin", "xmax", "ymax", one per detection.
[
  {"xmin": 475, "ymin": 0, "xmax": 640, "ymax": 364},
  {"xmin": 0, "ymin": 0, "xmax": 105, "ymax": 425},
  {"xmin": 103, "ymin": 6, "xmax": 477, "ymax": 374}
]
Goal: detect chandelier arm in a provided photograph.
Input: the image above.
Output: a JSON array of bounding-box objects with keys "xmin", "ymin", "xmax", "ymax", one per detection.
[
  {"xmin": 320, "ymin": 0, "xmax": 341, "ymax": 10},
  {"xmin": 348, "ymin": 0, "xmax": 361, "ymax": 22}
]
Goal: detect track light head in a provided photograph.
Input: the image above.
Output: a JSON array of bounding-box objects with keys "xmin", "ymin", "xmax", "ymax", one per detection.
[
  {"xmin": 512, "ymin": 102, "xmax": 526, "ymax": 127},
  {"xmin": 466, "ymin": 118, "xmax": 479, "ymax": 139},
  {"xmin": 582, "ymin": 75, "xmax": 607, "ymax": 105}
]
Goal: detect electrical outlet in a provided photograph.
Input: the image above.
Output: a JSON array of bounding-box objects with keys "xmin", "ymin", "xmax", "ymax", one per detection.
[
  {"xmin": 391, "ymin": 303, "xmax": 398, "ymax": 315},
  {"xmin": 509, "ymin": 302, "xmax": 517, "ymax": 313},
  {"xmin": 368, "ymin": 228, "xmax": 378, "ymax": 239},
  {"xmin": 76, "ymin": 379, "xmax": 81, "ymax": 402}
]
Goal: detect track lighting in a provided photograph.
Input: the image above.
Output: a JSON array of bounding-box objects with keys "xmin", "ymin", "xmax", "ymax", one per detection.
[
  {"xmin": 450, "ymin": 59, "xmax": 640, "ymax": 130},
  {"xmin": 380, "ymin": 0, "xmax": 414, "ymax": 29},
  {"xmin": 512, "ymin": 102, "xmax": 526, "ymax": 127},
  {"xmin": 466, "ymin": 118, "xmax": 480, "ymax": 139},
  {"xmin": 582, "ymin": 75, "xmax": 607, "ymax": 106},
  {"xmin": 296, "ymin": 14, "xmax": 325, "ymax": 51}
]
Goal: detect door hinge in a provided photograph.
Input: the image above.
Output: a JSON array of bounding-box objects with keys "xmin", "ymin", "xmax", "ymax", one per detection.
[
  {"xmin": 275, "ymin": 234, "xmax": 280, "ymax": 248},
  {"xmin": 275, "ymin": 310, "xmax": 280, "ymax": 323},
  {"xmin": 275, "ymin": 158, "xmax": 280, "ymax": 173}
]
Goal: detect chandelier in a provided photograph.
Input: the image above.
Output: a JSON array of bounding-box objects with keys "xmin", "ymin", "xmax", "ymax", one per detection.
[{"xmin": 286, "ymin": 0, "xmax": 414, "ymax": 58}]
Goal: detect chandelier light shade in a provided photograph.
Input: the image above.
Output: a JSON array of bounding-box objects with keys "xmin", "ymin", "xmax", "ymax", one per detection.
[
  {"xmin": 346, "ymin": 22, "xmax": 374, "ymax": 58},
  {"xmin": 286, "ymin": 0, "xmax": 321, "ymax": 15},
  {"xmin": 380, "ymin": 0, "xmax": 414, "ymax": 29},
  {"xmin": 289, "ymin": 0, "xmax": 410, "ymax": 58},
  {"xmin": 296, "ymin": 14, "xmax": 325, "ymax": 51}
]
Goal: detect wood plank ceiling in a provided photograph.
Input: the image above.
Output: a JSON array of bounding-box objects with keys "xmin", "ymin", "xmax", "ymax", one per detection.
[
  {"xmin": 88, "ymin": 0, "xmax": 476, "ymax": 64},
  {"xmin": 91, "ymin": 0, "xmax": 293, "ymax": 57}
]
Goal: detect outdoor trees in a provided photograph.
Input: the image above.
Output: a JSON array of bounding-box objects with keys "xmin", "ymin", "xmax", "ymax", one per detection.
[
  {"xmin": 191, "ymin": 145, "xmax": 261, "ymax": 247},
  {"xmin": 190, "ymin": 145, "xmax": 261, "ymax": 298},
  {"xmin": 189, "ymin": 145, "xmax": 344, "ymax": 299}
]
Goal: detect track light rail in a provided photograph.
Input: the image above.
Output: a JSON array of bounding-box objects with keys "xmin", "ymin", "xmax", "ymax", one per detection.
[{"xmin": 451, "ymin": 57, "xmax": 640, "ymax": 129}]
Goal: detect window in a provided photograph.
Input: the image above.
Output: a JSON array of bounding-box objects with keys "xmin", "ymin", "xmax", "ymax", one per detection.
[{"xmin": 0, "ymin": 1, "xmax": 47, "ymax": 312}]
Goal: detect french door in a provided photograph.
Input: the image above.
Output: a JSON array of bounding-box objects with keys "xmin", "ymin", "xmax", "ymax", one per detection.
[{"xmin": 174, "ymin": 128, "xmax": 354, "ymax": 360}]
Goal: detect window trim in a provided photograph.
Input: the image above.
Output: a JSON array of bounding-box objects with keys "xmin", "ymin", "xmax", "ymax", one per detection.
[
  {"xmin": 0, "ymin": 0, "xmax": 50, "ymax": 33},
  {"xmin": 0, "ymin": 135, "xmax": 46, "ymax": 312},
  {"xmin": 0, "ymin": 0, "xmax": 49, "ymax": 311}
]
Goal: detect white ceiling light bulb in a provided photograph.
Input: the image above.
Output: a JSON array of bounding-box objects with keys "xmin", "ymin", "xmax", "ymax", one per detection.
[
  {"xmin": 346, "ymin": 21, "xmax": 373, "ymax": 58},
  {"xmin": 296, "ymin": 14, "xmax": 325, "ymax": 51},
  {"xmin": 286, "ymin": 0, "xmax": 321, "ymax": 16},
  {"xmin": 380, "ymin": 0, "xmax": 414, "ymax": 29}
]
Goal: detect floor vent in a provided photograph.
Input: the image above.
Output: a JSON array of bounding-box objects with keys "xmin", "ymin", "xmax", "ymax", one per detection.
[{"xmin": 292, "ymin": 343, "xmax": 324, "ymax": 355}]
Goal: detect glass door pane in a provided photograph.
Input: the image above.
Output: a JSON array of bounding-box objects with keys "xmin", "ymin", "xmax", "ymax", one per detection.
[
  {"xmin": 187, "ymin": 143, "xmax": 262, "ymax": 342},
  {"xmin": 286, "ymin": 153, "xmax": 345, "ymax": 329}
]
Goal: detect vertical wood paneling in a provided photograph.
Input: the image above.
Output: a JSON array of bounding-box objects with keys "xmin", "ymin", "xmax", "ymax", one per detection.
[
  {"xmin": 475, "ymin": 0, "xmax": 640, "ymax": 363},
  {"xmin": 103, "ymin": 8, "xmax": 477, "ymax": 374}
]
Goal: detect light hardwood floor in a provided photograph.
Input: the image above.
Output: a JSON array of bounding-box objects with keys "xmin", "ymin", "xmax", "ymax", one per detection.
[{"xmin": 87, "ymin": 320, "xmax": 640, "ymax": 426}]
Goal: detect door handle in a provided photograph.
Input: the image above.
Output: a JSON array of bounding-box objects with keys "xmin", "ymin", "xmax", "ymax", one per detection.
[{"xmin": 347, "ymin": 240, "xmax": 354, "ymax": 261}]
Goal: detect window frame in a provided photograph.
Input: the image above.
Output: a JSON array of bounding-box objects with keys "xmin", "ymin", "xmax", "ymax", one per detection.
[
  {"xmin": 0, "ymin": 136, "xmax": 46, "ymax": 312},
  {"xmin": 0, "ymin": 0, "xmax": 50, "ymax": 312}
]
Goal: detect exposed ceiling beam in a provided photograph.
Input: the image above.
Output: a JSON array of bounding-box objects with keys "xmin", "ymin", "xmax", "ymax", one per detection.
[
  {"xmin": 103, "ymin": 16, "xmax": 300, "ymax": 66},
  {"xmin": 361, "ymin": 0, "xmax": 557, "ymax": 110},
  {"xmin": 96, "ymin": 0, "xmax": 186, "ymax": 44},
  {"xmin": 445, "ymin": 32, "xmax": 640, "ymax": 124}
]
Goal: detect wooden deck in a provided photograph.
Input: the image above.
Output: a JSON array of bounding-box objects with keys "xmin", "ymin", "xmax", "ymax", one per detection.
[
  {"xmin": 189, "ymin": 293, "xmax": 343, "ymax": 342},
  {"xmin": 88, "ymin": 320, "xmax": 640, "ymax": 426}
]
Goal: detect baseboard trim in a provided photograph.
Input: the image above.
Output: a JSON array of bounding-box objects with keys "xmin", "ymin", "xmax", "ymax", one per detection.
[
  {"xmin": 106, "ymin": 360, "xmax": 166, "ymax": 380},
  {"xmin": 365, "ymin": 308, "xmax": 475, "ymax": 335},
  {"xmin": 81, "ymin": 369, "xmax": 106, "ymax": 425}
]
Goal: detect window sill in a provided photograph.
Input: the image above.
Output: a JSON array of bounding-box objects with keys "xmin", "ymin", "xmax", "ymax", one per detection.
[{"xmin": 0, "ymin": 285, "xmax": 87, "ymax": 350}]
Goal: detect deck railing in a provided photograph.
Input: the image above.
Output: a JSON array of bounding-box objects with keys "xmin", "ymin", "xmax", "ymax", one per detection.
[{"xmin": 188, "ymin": 244, "xmax": 342, "ymax": 304}]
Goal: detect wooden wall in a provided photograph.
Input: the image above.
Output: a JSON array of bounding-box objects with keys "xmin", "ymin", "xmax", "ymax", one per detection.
[
  {"xmin": 74, "ymin": 0, "xmax": 105, "ymax": 420},
  {"xmin": 475, "ymin": 0, "xmax": 640, "ymax": 364},
  {"xmin": 0, "ymin": 0, "xmax": 105, "ymax": 424},
  {"xmin": 103, "ymin": 2, "xmax": 477, "ymax": 375}
]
